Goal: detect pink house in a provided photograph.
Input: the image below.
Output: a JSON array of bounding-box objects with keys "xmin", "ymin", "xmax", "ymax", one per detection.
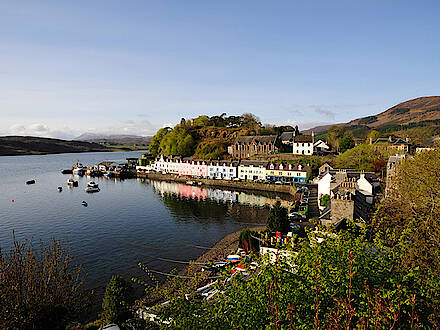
[{"xmin": 190, "ymin": 160, "xmax": 208, "ymax": 178}]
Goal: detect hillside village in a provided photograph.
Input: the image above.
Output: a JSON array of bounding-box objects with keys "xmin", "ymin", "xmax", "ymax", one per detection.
[{"xmin": 136, "ymin": 110, "xmax": 437, "ymax": 231}]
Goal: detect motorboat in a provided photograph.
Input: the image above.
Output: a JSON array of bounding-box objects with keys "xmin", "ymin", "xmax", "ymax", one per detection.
[
  {"xmin": 72, "ymin": 162, "xmax": 86, "ymax": 175},
  {"xmin": 87, "ymin": 181, "xmax": 99, "ymax": 188},
  {"xmin": 57, "ymin": 186, "xmax": 63, "ymax": 192},
  {"xmin": 85, "ymin": 181, "xmax": 100, "ymax": 193},
  {"xmin": 61, "ymin": 169, "xmax": 73, "ymax": 174},
  {"xmin": 81, "ymin": 201, "xmax": 88, "ymax": 207},
  {"xmin": 67, "ymin": 179, "xmax": 78, "ymax": 187},
  {"xmin": 26, "ymin": 179, "xmax": 36, "ymax": 185}
]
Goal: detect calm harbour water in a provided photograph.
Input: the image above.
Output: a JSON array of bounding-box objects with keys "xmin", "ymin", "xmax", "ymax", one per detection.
[{"xmin": 0, "ymin": 151, "xmax": 291, "ymax": 311}]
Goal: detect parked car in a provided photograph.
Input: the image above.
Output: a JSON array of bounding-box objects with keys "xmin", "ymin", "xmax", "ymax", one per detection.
[
  {"xmin": 288, "ymin": 212, "xmax": 306, "ymax": 222},
  {"xmin": 233, "ymin": 178, "xmax": 241, "ymax": 182},
  {"xmin": 289, "ymin": 223, "xmax": 301, "ymax": 229},
  {"xmin": 275, "ymin": 181, "xmax": 283, "ymax": 185}
]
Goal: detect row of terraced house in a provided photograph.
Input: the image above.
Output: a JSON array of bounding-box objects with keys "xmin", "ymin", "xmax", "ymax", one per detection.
[{"xmin": 151, "ymin": 155, "xmax": 310, "ymax": 183}]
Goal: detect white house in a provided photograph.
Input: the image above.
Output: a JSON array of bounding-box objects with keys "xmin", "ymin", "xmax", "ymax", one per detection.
[
  {"xmin": 317, "ymin": 169, "xmax": 379, "ymax": 208},
  {"xmin": 207, "ymin": 160, "xmax": 238, "ymax": 179},
  {"xmin": 314, "ymin": 139, "xmax": 330, "ymax": 152},
  {"xmin": 292, "ymin": 133, "xmax": 314, "ymax": 155},
  {"xmin": 238, "ymin": 160, "xmax": 268, "ymax": 181}
]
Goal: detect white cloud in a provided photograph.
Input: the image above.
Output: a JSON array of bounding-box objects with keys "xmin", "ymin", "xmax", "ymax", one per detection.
[{"xmin": 4, "ymin": 123, "xmax": 79, "ymax": 139}]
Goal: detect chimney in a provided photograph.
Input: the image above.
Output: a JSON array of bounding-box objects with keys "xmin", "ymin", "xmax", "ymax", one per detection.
[
  {"xmin": 388, "ymin": 135, "xmax": 393, "ymax": 142},
  {"xmin": 369, "ymin": 137, "xmax": 373, "ymax": 144},
  {"xmin": 405, "ymin": 136, "xmax": 410, "ymax": 143}
]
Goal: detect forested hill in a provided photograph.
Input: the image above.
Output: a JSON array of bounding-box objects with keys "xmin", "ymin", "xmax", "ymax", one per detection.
[
  {"xmin": 148, "ymin": 114, "xmax": 295, "ymax": 159},
  {"xmin": 0, "ymin": 136, "xmax": 110, "ymax": 156}
]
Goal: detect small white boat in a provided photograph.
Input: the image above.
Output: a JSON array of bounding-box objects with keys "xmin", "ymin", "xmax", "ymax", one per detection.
[
  {"xmin": 226, "ymin": 254, "xmax": 240, "ymax": 261},
  {"xmin": 85, "ymin": 186, "xmax": 100, "ymax": 193},
  {"xmin": 85, "ymin": 181, "xmax": 100, "ymax": 193},
  {"xmin": 87, "ymin": 181, "xmax": 99, "ymax": 188}
]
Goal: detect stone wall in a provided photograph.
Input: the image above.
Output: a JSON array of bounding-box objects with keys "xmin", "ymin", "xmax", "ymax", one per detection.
[{"xmin": 331, "ymin": 198, "xmax": 354, "ymax": 223}]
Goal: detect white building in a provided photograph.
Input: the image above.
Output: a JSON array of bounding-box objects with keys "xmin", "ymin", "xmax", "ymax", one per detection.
[
  {"xmin": 292, "ymin": 133, "xmax": 314, "ymax": 155},
  {"xmin": 316, "ymin": 169, "xmax": 379, "ymax": 208},
  {"xmin": 207, "ymin": 160, "xmax": 238, "ymax": 179},
  {"xmin": 314, "ymin": 139, "xmax": 330, "ymax": 152},
  {"xmin": 238, "ymin": 160, "xmax": 268, "ymax": 181}
]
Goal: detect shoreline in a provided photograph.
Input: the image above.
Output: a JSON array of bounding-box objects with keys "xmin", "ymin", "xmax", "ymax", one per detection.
[
  {"xmin": 180, "ymin": 225, "xmax": 266, "ymax": 277},
  {"xmin": 0, "ymin": 148, "xmax": 148, "ymax": 157},
  {"xmin": 142, "ymin": 226, "xmax": 266, "ymax": 307},
  {"xmin": 139, "ymin": 172, "xmax": 297, "ymax": 196}
]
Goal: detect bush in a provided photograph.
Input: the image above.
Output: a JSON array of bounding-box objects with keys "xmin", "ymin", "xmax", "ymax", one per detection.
[
  {"xmin": 320, "ymin": 194, "xmax": 330, "ymax": 207},
  {"xmin": 0, "ymin": 236, "xmax": 90, "ymax": 329},
  {"xmin": 101, "ymin": 275, "xmax": 135, "ymax": 326},
  {"xmin": 266, "ymin": 201, "xmax": 289, "ymax": 233}
]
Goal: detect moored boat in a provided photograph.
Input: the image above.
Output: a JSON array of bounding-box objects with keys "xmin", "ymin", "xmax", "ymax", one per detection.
[
  {"xmin": 67, "ymin": 179, "xmax": 78, "ymax": 187},
  {"xmin": 72, "ymin": 162, "xmax": 86, "ymax": 175},
  {"xmin": 85, "ymin": 181, "xmax": 100, "ymax": 193},
  {"xmin": 61, "ymin": 169, "xmax": 73, "ymax": 174},
  {"xmin": 26, "ymin": 180, "xmax": 36, "ymax": 185}
]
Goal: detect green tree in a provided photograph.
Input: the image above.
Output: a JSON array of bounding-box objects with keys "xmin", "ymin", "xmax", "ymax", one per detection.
[
  {"xmin": 339, "ymin": 136, "xmax": 355, "ymax": 152},
  {"xmin": 333, "ymin": 143, "xmax": 393, "ymax": 171},
  {"xmin": 148, "ymin": 127, "xmax": 170, "ymax": 156},
  {"xmin": 320, "ymin": 194, "xmax": 330, "ymax": 207},
  {"xmin": 101, "ymin": 275, "xmax": 135, "ymax": 326},
  {"xmin": 266, "ymin": 201, "xmax": 289, "ymax": 233},
  {"xmin": 159, "ymin": 126, "xmax": 196, "ymax": 157},
  {"xmin": 365, "ymin": 130, "xmax": 381, "ymax": 144},
  {"xmin": 241, "ymin": 113, "xmax": 261, "ymax": 129},
  {"xmin": 192, "ymin": 115, "xmax": 211, "ymax": 127},
  {"xmin": 326, "ymin": 125, "xmax": 346, "ymax": 151}
]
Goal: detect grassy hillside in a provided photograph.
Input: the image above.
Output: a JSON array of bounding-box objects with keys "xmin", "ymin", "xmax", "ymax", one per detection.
[
  {"xmin": 0, "ymin": 136, "xmax": 111, "ymax": 156},
  {"xmin": 349, "ymin": 96, "xmax": 440, "ymax": 127},
  {"xmin": 312, "ymin": 96, "xmax": 440, "ymax": 144}
]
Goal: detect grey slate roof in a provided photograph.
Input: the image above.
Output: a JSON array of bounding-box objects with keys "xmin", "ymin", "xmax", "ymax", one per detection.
[
  {"xmin": 234, "ymin": 135, "xmax": 278, "ymax": 145},
  {"xmin": 238, "ymin": 160, "xmax": 269, "ymax": 167}
]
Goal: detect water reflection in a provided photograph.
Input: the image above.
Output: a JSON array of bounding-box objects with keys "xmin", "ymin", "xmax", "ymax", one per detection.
[{"xmin": 147, "ymin": 179, "xmax": 293, "ymax": 208}]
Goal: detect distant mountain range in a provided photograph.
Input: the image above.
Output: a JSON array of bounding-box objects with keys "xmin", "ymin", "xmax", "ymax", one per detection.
[
  {"xmin": 0, "ymin": 136, "xmax": 110, "ymax": 156},
  {"xmin": 75, "ymin": 133, "xmax": 152, "ymax": 146},
  {"xmin": 305, "ymin": 96, "xmax": 440, "ymax": 144}
]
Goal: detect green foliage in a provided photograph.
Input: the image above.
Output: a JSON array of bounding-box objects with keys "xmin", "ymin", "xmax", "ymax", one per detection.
[
  {"xmin": 142, "ymin": 226, "xmax": 436, "ymax": 328},
  {"xmin": 333, "ymin": 143, "xmax": 394, "ymax": 171},
  {"xmin": 192, "ymin": 115, "xmax": 211, "ymax": 127},
  {"xmin": 365, "ymin": 129, "xmax": 381, "ymax": 143},
  {"xmin": 193, "ymin": 141, "xmax": 227, "ymax": 159},
  {"xmin": 101, "ymin": 275, "xmax": 135, "ymax": 326},
  {"xmin": 159, "ymin": 126, "xmax": 195, "ymax": 157},
  {"xmin": 0, "ymin": 236, "xmax": 90, "ymax": 329},
  {"xmin": 339, "ymin": 136, "xmax": 355, "ymax": 152},
  {"xmin": 320, "ymin": 194, "xmax": 330, "ymax": 207},
  {"xmin": 266, "ymin": 201, "xmax": 289, "ymax": 233},
  {"xmin": 238, "ymin": 229, "xmax": 259, "ymax": 252},
  {"xmin": 148, "ymin": 127, "xmax": 171, "ymax": 156},
  {"xmin": 326, "ymin": 125, "xmax": 346, "ymax": 151}
]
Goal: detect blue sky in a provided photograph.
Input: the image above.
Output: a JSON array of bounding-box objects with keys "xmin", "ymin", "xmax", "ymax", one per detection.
[{"xmin": 0, "ymin": 0, "xmax": 439, "ymax": 138}]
